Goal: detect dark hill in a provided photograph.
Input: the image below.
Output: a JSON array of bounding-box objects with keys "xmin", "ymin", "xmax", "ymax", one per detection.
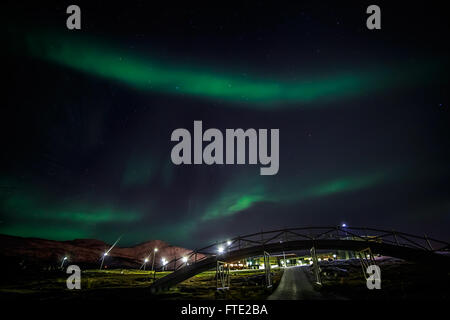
[{"xmin": 0, "ymin": 234, "xmax": 202, "ymax": 271}]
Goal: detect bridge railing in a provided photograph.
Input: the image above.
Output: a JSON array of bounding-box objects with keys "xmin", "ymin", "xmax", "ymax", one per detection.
[{"xmin": 159, "ymin": 226, "xmax": 450, "ymax": 272}]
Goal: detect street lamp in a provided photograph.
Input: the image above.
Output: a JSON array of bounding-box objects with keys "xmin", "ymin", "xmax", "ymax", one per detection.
[
  {"xmin": 100, "ymin": 252, "xmax": 108, "ymax": 270},
  {"xmin": 218, "ymin": 246, "xmax": 224, "ymax": 254},
  {"xmin": 341, "ymin": 223, "xmax": 347, "ymax": 228},
  {"xmin": 99, "ymin": 235, "xmax": 122, "ymax": 270},
  {"xmin": 60, "ymin": 256, "xmax": 68, "ymax": 269},
  {"xmin": 140, "ymin": 257, "xmax": 149, "ymax": 270},
  {"xmin": 227, "ymin": 240, "xmax": 232, "ymax": 246},
  {"xmin": 182, "ymin": 256, "xmax": 188, "ymax": 263},
  {"xmin": 151, "ymin": 248, "xmax": 158, "ymax": 272},
  {"xmin": 161, "ymin": 258, "xmax": 167, "ymax": 271}
]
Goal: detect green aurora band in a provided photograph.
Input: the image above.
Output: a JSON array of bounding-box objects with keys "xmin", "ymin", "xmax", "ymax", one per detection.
[
  {"xmin": 201, "ymin": 171, "xmax": 387, "ymax": 221},
  {"xmin": 24, "ymin": 32, "xmax": 442, "ymax": 107},
  {"xmin": 0, "ymin": 170, "xmax": 390, "ymax": 242}
]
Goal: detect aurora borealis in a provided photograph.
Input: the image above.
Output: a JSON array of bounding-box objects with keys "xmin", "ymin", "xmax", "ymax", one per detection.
[
  {"xmin": 2, "ymin": 2, "xmax": 449, "ymax": 248},
  {"xmin": 24, "ymin": 31, "xmax": 442, "ymax": 108}
]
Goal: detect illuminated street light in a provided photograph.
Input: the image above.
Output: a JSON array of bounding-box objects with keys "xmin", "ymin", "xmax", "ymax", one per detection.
[
  {"xmin": 161, "ymin": 257, "xmax": 168, "ymax": 271},
  {"xmin": 182, "ymin": 256, "xmax": 188, "ymax": 263},
  {"xmin": 151, "ymin": 248, "xmax": 158, "ymax": 273},
  {"xmin": 60, "ymin": 256, "xmax": 68, "ymax": 268},
  {"xmin": 218, "ymin": 246, "xmax": 224, "ymax": 254},
  {"xmin": 341, "ymin": 223, "xmax": 347, "ymax": 227},
  {"xmin": 99, "ymin": 235, "xmax": 121, "ymax": 269},
  {"xmin": 140, "ymin": 257, "xmax": 150, "ymax": 270},
  {"xmin": 333, "ymin": 254, "xmax": 337, "ymax": 259},
  {"xmin": 227, "ymin": 240, "xmax": 232, "ymax": 246},
  {"xmin": 100, "ymin": 252, "xmax": 108, "ymax": 270}
]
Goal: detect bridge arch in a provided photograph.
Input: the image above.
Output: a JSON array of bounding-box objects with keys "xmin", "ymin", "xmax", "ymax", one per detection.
[{"xmin": 150, "ymin": 226, "xmax": 450, "ymax": 292}]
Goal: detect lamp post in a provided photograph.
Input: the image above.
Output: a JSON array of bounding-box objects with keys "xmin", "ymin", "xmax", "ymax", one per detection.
[
  {"xmin": 100, "ymin": 252, "xmax": 108, "ymax": 270},
  {"xmin": 151, "ymin": 248, "xmax": 158, "ymax": 281},
  {"xmin": 151, "ymin": 248, "xmax": 158, "ymax": 272},
  {"xmin": 140, "ymin": 257, "xmax": 149, "ymax": 270},
  {"xmin": 60, "ymin": 256, "xmax": 68, "ymax": 269},
  {"xmin": 99, "ymin": 235, "xmax": 121, "ymax": 270}
]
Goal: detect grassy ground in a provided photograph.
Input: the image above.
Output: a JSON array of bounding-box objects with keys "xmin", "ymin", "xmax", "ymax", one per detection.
[
  {"xmin": 163, "ymin": 269, "xmax": 284, "ymax": 300},
  {"xmin": 304, "ymin": 259, "xmax": 450, "ymax": 300},
  {"xmin": 0, "ymin": 268, "xmax": 284, "ymax": 300},
  {"xmin": 4, "ymin": 259, "xmax": 444, "ymax": 300}
]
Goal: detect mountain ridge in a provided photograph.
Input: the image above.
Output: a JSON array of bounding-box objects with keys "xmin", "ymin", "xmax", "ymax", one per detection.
[{"xmin": 0, "ymin": 234, "xmax": 202, "ymax": 271}]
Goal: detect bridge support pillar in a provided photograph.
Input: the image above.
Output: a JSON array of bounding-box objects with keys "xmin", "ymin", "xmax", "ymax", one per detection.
[
  {"xmin": 263, "ymin": 251, "xmax": 272, "ymax": 288},
  {"xmin": 357, "ymin": 247, "xmax": 376, "ymax": 280},
  {"xmin": 216, "ymin": 261, "xmax": 230, "ymax": 290},
  {"xmin": 310, "ymin": 246, "xmax": 322, "ymax": 285}
]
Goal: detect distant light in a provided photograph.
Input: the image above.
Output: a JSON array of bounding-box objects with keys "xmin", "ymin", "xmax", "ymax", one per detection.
[
  {"xmin": 227, "ymin": 240, "xmax": 232, "ymax": 246},
  {"xmin": 161, "ymin": 258, "xmax": 167, "ymax": 265},
  {"xmin": 218, "ymin": 246, "xmax": 224, "ymax": 254},
  {"xmin": 333, "ymin": 254, "xmax": 337, "ymax": 258},
  {"xmin": 318, "ymin": 258, "xmax": 322, "ymax": 262},
  {"xmin": 63, "ymin": 257, "xmax": 68, "ymax": 260},
  {"xmin": 144, "ymin": 258, "xmax": 149, "ymax": 263},
  {"xmin": 309, "ymin": 260, "xmax": 313, "ymax": 265},
  {"xmin": 341, "ymin": 223, "xmax": 347, "ymax": 227},
  {"xmin": 154, "ymin": 248, "xmax": 158, "ymax": 252},
  {"xmin": 104, "ymin": 252, "xmax": 108, "ymax": 256},
  {"xmin": 182, "ymin": 257, "xmax": 188, "ymax": 263},
  {"xmin": 286, "ymin": 260, "xmax": 290, "ymax": 263}
]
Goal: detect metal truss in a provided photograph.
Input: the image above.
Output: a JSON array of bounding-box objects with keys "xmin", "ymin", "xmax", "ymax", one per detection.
[{"xmin": 162, "ymin": 226, "xmax": 449, "ymax": 271}]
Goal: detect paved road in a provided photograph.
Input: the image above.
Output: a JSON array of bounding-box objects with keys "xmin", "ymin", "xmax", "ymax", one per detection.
[{"xmin": 268, "ymin": 266, "xmax": 322, "ymax": 300}]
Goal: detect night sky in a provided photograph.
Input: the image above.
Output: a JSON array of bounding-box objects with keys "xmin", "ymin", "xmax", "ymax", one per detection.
[{"xmin": 2, "ymin": 1, "xmax": 449, "ymax": 248}]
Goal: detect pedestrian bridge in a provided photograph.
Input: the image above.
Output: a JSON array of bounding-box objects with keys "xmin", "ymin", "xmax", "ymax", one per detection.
[{"xmin": 149, "ymin": 226, "xmax": 450, "ymax": 292}]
